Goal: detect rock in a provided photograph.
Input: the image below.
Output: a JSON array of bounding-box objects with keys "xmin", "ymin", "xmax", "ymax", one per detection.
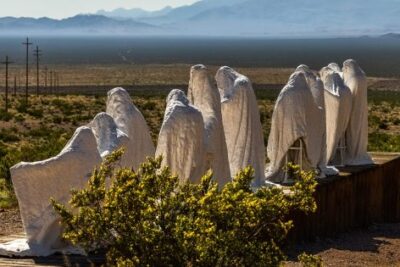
[
  {"xmin": 320, "ymin": 67, "xmax": 353, "ymax": 164},
  {"xmin": 216, "ymin": 66, "xmax": 265, "ymax": 187},
  {"xmin": 88, "ymin": 112, "xmax": 131, "ymax": 167},
  {"xmin": 188, "ymin": 64, "xmax": 231, "ymax": 186},
  {"xmin": 0, "ymin": 126, "xmax": 102, "ymax": 256},
  {"xmin": 343, "ymin": 59, "xmax": 373, "ymax": 165},
  {"xmin": 106, "ymin": 87, "xmax": 155, "ymax": 169},
  {"xmin": 156, "ymin": 89, "xmax": 206, "ymax": 183}
]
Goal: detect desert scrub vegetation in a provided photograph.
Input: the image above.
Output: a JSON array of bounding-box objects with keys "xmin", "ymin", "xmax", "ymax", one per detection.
[{"xmin": 52, "ymin": 149, "xmax": 317, "ymax": 266}]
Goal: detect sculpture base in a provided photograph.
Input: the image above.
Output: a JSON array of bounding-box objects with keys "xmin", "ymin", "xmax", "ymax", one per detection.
[{"xmin": 289, "ymin": 152, "xmax": 400, "ymax": 242}]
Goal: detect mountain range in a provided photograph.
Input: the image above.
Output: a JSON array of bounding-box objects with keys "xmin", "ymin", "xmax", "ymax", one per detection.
[{"xmin": 1, "ymin": 0, "xmax": 400, "ymax": 37}]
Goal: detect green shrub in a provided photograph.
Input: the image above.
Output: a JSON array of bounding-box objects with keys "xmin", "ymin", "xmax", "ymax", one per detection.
[
  {"xmin": 298, "ymin": 252, "xmax": 323, "ymax": 267},
  {"xmin": 52, "ymin": 149, "xmax": 317, "ymax": 266},
  {"xmin": 0, "ymin": 110, "xmax": 13, "ymax": 121}
]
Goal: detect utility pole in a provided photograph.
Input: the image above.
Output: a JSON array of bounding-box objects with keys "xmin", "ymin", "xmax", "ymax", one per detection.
[
  {"xmin": 1, "ymin": 56, "xmax": 13, "ymax": 112},
  {"xmin": 22, "ymin": 37, "xmax": 33, "ymax": 106},
  {"xmin": 44, "ymin": 66, "xmax": 48, "ymax": 93},
  {"xmin": 33, "ymin": 46, "xmax": 42, "ymax": 96},
  {"xmin": 13, "ymin": 75, "xmax": 17, "ymax": 96},
  {"xmin": 49, "ymin": 70, "xmax": 53, "ymax": 94}
]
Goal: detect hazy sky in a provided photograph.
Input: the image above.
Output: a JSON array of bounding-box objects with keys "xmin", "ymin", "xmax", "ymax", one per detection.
[{"xmin": 0, "ymin": 0, "xmax": 199, "ymax": 19}]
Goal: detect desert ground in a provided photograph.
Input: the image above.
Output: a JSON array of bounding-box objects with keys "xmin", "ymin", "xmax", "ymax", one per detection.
[{"xmin": 1, "ymin": 64, "xmax": 400, "ymax": 265}]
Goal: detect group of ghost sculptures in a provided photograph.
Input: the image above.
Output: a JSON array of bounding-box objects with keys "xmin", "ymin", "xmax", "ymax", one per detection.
[
  {"xmin": 0, "ymin": 87, "xmax": 155, "ymax": 257},
  {"xmin": 156, "ymin": 65, "xmax": 266, "ymax": 188},
  {"xmin": 266, "ymin": 59, "xmax": 372, "ymax": 183}
]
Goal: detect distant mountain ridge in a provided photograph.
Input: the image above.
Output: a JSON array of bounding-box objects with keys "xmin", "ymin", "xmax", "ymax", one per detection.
[
  {"xmin": 0, "ymin": 15, "xmax": 156, "ymax": 35},
  {"xmin": 1, "ymin": 0, "xmax": 400, "ymax": 37}
]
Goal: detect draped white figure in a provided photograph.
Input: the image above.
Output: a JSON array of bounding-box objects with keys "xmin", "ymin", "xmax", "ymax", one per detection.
[
  {"xmin": 215, "ymin": 66, "xmax": 265, "ymax": 187},
  {"xmin": 295, "ymin": 65, "xmax": 338, "ymax": 176},
  {"xmin": 266, "ymin": 72, "xmax": 316, "ymax": 182},
  {"xmin": 156, "ymin": 89, "xmax": 206, "ymax": 183},
  {"xmin": 320, "ymin": 67, "xmax": 352, "ymax": 164},
  {"xmin": 327, "ymin": 62, "xmax": 343, "ymax": 78},
  {"xmin": 0, "ymin": 127, "xmax": 102, "ymax": 257},
  {"xmin": 106, "ymin": 87, "xmax": 155, "ymax": 169},
  {"xmin": 188, "ymin": 64, "xmax": 231, "ymax": 186},
  {"xmin": 89, "ymin": 112, "xmax": 131, "ymax": 166},
  {"xmin": 342, "ymin": 59, "xmax": 373, "ymax": 165}
]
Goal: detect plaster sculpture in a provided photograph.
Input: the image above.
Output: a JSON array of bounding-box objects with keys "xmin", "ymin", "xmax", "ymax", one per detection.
[
  {"xmin": 327, "ymin": 62, "xmax": 343, "ymax": 78},
  {"xmin": 342, "ymin": 59, "xmax": 373, "ymax": 165},
  {"xmin": 296, "ymin": 66, "xmax": 338, "ymax": 177},
  {"xmin": 155, "ymin": 89, "xmax": 206, "ymax": 183},
  {"xmin": 215, "ymin": 66, "xmax": 266, "ymax": 187},
  {"xmin": 0, "ymin": 127, "xmax": 102, "ymax": 257},
  {"xmin": 106, "ymin": 87, "xmax": 155, "ymax": 169},
  {"xmin": 89, "ymin": 112, "xmax": 131, "ymax": 166},
  {"xmin": 188, "ymin": 64, "xmax": 231, "ymax": 186},
  {"xmin": 320, "ymin": 67, "xmax": 352, "ymax": 164}
]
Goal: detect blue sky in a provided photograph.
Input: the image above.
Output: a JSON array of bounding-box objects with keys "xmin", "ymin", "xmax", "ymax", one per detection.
[{"xmin": 0, "ymin": 0, "xmax": 198, "ymax": 19}]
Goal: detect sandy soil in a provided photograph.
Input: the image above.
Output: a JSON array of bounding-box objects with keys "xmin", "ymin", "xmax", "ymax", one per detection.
[{"xmin": 286, "ymin": 223, "xmax": 400, "ymax": 266}]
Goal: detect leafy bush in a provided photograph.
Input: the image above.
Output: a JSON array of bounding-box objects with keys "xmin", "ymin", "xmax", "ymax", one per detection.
[{"xmin": 52, "ymin": 149, "xmax": 317, "ymax": 266}]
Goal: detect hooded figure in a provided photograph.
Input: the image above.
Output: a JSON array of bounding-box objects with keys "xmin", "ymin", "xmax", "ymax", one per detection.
[
  {"xmin": 266, "ymin": 72, "xmax": 315, "ymax": 182},
  {"xmin": 106, "ymin": 87, "xmax": 155, "ymax": 169},
  {"xmin": 0, "ymin": 127, "xmax": 102, "ymax": 257},
  {"xmin": 156, "ymin": 89, "xmax": 206, "ymax": 183},
  {"xmin": 327, "ymin": 62, "xmax": 343, "ymax": 78},
  {"xmin": 215, "ymin": 66, "xmax": 265, "ymax": 187},
  {"xmin": 320, "ymin": 67, "xmax": 352, "ymax": 164},
  {"xmin": 296, "ymin": 65, "xmax": 338, "ymax": 177},
  {"xmin": 342, "ymin": 59, "xmax": 373, "ymax": 165},
  {"xmin": 188, "ymin": 64, "xmax": 231, "ymax": 186},
  {"xmin": 89, "ymin": 112, "xmax": 131, "ymax": 166}
]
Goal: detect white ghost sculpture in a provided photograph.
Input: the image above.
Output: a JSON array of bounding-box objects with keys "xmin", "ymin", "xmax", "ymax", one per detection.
[
  {"xmin": 89, "ymin": 112, "xmax": 131, "ymax": 166},
  {"xmin": 266, "ymin": 72, "xmax": 313, "ymax": 182},
  {"xmin": 0, "ymin": 127, "xmax": 102, "ymax": 257},
  {"xmin": 327, "ymin": 62, "xmax": 343, "ymax": 78},
  {"xmin": 188, "ymin": 64, "xmax": 231, "ymax": 186},
  {"xmin": 156, "ymin": 89, "xmax": 206, "ymax": 183},
  {"xmin": 295, "ymin": 66, "xmax": 338, "ymax": 177},
  {"xmin": 342, "ymin": 59, "xmax": 373, "ymax": 165},
  {"xmin": 215, "ymin": 66, "xmax": 265, "ymax": 187},
  {"xmin": 106, "ymin": 87, "xmax": 155, "ymax": 169},
  {"xmin": 320, "ymin": 67, "xmax": 353, "ymax": 164}
]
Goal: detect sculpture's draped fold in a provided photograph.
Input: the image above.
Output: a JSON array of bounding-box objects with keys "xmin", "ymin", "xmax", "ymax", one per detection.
[
  {"xmin": 156, "ymin": 89, "xmax": 206, "ymax": 183},
  {"xmin": 216, "ymin": 66, "xmax": 265, "ymax": 187},
  {"xmin": 320, "ymin": 67, "xmax": 352, "ymax": 163},
  {"xmin": 343, "ymin": 59, "xmax": 373, "ymax": 165},
  {"xmin": 188, "ymin": 64, "xmax": 231, "ymax": 186},
  {"xmin": 106, "ymin": 87, "xmax": 155, "ymax": 169},
  {"xmin": 0, "ymin": 127, "xmax": 102, "ymax": 256}
]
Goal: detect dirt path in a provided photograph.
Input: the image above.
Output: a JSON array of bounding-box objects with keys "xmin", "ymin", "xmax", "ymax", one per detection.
[
  {"xmin": 286, "ymin": 223, "xmax": 400, "ymax": 266},
  {"xmin": 1, "ymin": 209, "xmax": 400, "ymax": 266}
]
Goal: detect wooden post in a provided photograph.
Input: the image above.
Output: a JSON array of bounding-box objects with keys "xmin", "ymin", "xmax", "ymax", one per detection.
[
  {"xmin": 22, "ymin": 37, "xmax": 33, "ymax": 106},
  {"xmin": 44, "ymin": 66, "xmax": 48, "ymax": 94},
  {"xmin": 1, "ymin": 56, "xmax": 13, "ymax": 112}
]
